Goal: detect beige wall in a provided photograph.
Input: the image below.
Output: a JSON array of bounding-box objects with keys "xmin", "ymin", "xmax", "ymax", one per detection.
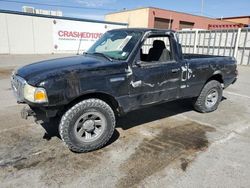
[
  {"xmin": 222, "ymin": 18, "xmax": 250, "ymax": 25},
  {"xmin": 105, "ymin": 8, "xmax": 149, "ymax": 28}
]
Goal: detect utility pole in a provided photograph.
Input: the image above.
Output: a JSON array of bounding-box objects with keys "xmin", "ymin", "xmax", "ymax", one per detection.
[
  {"xmin": 168, "ymin": 14, "xmax": 172, "ymax": 29},
  {"xmin": 201, "ymin": 0, "xmax": 204, "ymax": 16}
]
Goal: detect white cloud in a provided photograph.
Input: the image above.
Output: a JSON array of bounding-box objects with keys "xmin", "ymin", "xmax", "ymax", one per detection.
[{"xmin": 76, "ymin": 0, "xmax": 116, "ymax": 8}]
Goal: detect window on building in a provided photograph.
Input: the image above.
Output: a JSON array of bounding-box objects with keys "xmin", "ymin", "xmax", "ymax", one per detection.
[
  {"xmin": 179, "ymin": 21, "xmax": 195, "ymax": 30},
  {"xmin": 154, "ymin": 17, "xmax": 173, "ymax": 29},
  {"xmin": 140, "ymin": 35, "xmax": 172, "ymax": 62}
]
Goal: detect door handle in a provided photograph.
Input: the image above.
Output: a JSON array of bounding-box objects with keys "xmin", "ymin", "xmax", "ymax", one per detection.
[{"xmin": 171, "ymin": 68, "xmax": 180, "ymax": 73}]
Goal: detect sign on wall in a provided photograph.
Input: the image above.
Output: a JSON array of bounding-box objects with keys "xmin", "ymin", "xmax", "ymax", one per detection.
[{"xmin": 53, "ymin": 19, "xmax": 126, "ymax": 53}]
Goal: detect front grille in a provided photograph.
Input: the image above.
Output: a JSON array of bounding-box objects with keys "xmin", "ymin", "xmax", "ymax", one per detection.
[{"xmin": 11, "ymin": 74, "xmax": 26, "ymax": 102}]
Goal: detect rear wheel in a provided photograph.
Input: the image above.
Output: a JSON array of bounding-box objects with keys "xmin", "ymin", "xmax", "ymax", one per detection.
[
  {"xmin": 59, "ymin": 98, "xmax": 115, "ymax": 153},
  {"xmin": 193, "ymin": 80, "xmax": 223, "ymax": 113}
]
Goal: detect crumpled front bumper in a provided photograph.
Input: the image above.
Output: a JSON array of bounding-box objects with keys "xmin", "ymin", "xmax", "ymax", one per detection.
[
  {"xmin": 20, "ymin": 105, "xmax": 60, "ymax": 122},
  {"xmin": 21, "ymin": 106, "xmax": 35, "ymax": 119}
]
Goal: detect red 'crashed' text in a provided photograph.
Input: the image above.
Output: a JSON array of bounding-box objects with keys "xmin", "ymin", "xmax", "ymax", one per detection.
[{"xmin": 58, "ymin": 31, "xmax": 102, "ymax": 39}]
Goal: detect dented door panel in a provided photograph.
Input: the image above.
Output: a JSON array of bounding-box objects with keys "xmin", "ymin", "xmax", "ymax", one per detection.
[{"xmin": 129, "ymin": 61, "xmax": 181, "ymax": 106}]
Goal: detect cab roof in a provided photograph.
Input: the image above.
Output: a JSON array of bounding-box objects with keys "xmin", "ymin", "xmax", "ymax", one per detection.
[{"xmin": 110, "ymin": 28, "xmax": 176, "ymax": 34}]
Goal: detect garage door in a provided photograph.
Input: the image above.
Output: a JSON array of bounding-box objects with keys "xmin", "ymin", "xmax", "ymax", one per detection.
[
  {"xmin": 179, "ymin": 21, "xmax": 194, "ymax": 30},
  {"xmin": 154, "ymin": 17, "xmax": 173, "ymax": 29}
]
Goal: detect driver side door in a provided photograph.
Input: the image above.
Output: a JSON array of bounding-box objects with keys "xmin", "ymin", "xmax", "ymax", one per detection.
[{"xmin": 129, "ymin": 34, "xmax": 181, "ymax": 106}]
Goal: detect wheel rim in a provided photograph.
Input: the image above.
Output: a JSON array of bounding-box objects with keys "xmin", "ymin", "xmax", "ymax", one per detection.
[
  {"xmin": 74, "ymin": 111, "xmax": 107, "ymax": 142},
  {"xmin": 205, "ymin": 88, "xmax": 219, "ymax": 108}
]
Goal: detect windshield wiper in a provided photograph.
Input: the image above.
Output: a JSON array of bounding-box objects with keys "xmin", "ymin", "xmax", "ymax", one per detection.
[{"xmin": 91, "ymin": 52, "xmax": 113, "ymax": 62}]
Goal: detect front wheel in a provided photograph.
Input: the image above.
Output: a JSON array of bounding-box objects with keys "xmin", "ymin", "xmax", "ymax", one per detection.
[
  {"xmin": 193, "ymin": 80, "xmax": 223, "ymax": 113},
  {"xmin": 59, "ymin": 98, "xmax": 116, "ymax": 153}
]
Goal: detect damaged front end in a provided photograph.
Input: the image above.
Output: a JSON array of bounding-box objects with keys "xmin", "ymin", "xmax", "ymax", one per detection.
[
  {"xmin": 11, "ymin": 73, "xmax": 59, "ymax": 123},
  {"xmin": 20, "ymin": 105, "xmax": 60, "ymax": 123},
  {"xmin": 20, "ymin": 106, "xmax": 35, "ymax": 120}
]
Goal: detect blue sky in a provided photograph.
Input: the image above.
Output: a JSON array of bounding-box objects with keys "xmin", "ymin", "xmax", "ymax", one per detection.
[{"xmin": 0, "ymin": 0, "xmax": 249, "ymax": 20}]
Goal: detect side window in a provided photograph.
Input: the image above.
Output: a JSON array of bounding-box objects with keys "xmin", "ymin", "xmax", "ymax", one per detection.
[{"xmin": 140, "ymin": 36, "xmax": 173, "ymax": 63}]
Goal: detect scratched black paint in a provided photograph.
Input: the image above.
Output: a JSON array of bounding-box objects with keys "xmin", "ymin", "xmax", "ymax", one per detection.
[{"xmin": 15, "ymin": 28, "xmax": 237, "ymax": 117}]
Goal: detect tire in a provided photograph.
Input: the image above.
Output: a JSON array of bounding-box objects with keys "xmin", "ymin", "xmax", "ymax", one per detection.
[
  {"xmin": 193, "ymin": 80, "xmax": 223, "ymax": 113},
  {"xmin": 59, "ymin": 98, "xmax": 116, "ymax": 153}
]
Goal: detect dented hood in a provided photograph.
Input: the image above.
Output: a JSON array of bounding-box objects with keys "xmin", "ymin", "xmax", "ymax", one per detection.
[{"xmin": 16, "ymin": 55, "xmax": 124, "ymax": 85}]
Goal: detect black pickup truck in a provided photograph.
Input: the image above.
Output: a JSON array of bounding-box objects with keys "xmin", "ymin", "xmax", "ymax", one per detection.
[{"xmin": 11, "ymin": 28, "xmax": 237, "ymax": 152}]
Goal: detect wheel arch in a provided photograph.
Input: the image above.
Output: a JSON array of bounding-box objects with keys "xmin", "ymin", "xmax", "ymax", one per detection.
[
  {"xmin": 196, "ymin": 73, "xmax": 224, "ymax": 98},
  {"xmin": 206, "ymin": 72, "xmax": 224, "ymax": 85},
  {"xmin": 62, "ymin": 92, "xmax": 122, "ymax": 116}
]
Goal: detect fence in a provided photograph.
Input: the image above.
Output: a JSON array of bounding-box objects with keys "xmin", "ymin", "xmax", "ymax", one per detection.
[{"xmin": 178, "ymin": 28, "xmax": 250, "ymax": 65}]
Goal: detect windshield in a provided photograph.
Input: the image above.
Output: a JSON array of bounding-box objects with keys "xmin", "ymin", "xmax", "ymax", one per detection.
[{"xmin": 87, "ymin": 30, "xmax": 142, "ymax": 61}]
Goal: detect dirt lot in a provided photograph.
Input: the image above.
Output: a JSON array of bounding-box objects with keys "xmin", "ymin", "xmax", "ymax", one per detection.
[{"xmin": 0, "ymin": 55, "xmax": 250, "ymax": 188}]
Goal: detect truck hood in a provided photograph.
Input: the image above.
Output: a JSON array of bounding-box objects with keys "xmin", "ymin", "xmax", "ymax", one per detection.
[{"xmin": 16, "ymin": 55, "xmax": 124, "ymax": 85}]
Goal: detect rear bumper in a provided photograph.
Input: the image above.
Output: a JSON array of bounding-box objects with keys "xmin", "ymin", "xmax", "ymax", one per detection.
[
  {"xmin": 232, "ymin": 77, "xmax": 237, "ymax": 85},
  {"xmin": 223, "ymin": 77, "xmax": 237, "ymax": 89}
]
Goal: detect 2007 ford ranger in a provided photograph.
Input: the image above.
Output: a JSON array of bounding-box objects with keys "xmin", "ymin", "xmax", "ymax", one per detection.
[{"xmin": 11, "ymin": 28, "xmax": 237, "ymax": 152}]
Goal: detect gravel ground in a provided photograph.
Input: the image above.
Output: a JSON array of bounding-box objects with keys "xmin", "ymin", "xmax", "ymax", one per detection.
[{"xmin": 0, "ymin": 55, "xmax": 250, "ymax": 188}]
